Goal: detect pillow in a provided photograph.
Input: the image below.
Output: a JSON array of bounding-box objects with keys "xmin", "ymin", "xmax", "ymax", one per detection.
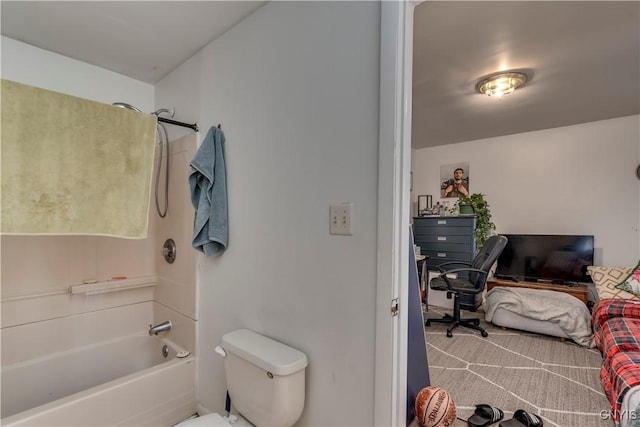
[
  {"xmin": 587, "ymin": 265, "xmax": 639, "ymax": 300},
  {"xmin": 616, "ymin": 260, "xmax": 640, "ymax": 297}
]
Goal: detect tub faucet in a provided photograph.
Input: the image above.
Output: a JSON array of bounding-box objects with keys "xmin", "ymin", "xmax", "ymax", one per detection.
[{"xmin": 148, "ymin": 320, "xmax": 172, "ymax": 335}]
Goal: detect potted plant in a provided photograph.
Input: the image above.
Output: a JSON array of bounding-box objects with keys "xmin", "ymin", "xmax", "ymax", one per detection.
[{"xmin": 451, "ymin": 193, "xmax": 495, "ymax": 250}]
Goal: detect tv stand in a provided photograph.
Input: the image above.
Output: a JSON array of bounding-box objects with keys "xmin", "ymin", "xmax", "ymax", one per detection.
[
  {"xmin": 487, "ymin": 278, "xmax": 589, "ymax": 304},
  {"xmin": 495, "ymin": 275, "xmax": 521, "ymax": 283}
]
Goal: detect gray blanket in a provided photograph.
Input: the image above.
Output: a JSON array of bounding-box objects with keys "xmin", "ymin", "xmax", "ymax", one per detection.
[{"xmin": 485, "ymin": 287, "xmax": 595, "ymax": 348}]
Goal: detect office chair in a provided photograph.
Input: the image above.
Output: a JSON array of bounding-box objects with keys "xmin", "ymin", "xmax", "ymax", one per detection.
[{"xmin": 425, "ymin": 235, "xmax": 508, "ymax": 338}]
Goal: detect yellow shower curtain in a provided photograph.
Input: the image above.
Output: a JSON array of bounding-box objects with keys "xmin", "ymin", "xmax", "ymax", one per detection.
[{"xmin": 0, "ymin": 80, "xmax": 157, "ymax": 238}]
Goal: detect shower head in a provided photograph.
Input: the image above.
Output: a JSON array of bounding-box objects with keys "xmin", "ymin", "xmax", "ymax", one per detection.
[
  {"xmin": 153, "ymin": 108, "xmax": 175, "ymax": 118},
  {"xmin": 114, "ymin": 103, "xmax": 175, "ymax": 119},
  {"xmin": 112, "ymin": 102, "xmax": 142, "ymax": 112}
]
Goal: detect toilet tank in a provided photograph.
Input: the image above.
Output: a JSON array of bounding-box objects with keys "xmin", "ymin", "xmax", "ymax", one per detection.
[{"xmin": 221, "ymin": 329, "xmax": 308, "ymax": 427}]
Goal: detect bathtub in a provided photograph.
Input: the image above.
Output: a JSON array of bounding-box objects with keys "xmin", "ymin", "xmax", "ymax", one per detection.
[{"xmin": 1, "ymin": 333, "xmax": 196, "ymax": 426}]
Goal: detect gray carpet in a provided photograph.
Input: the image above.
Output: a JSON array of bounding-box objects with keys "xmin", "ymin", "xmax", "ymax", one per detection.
[{"xmin": 423, "ymin": 306, "xmax": 612, "ymax": 427}]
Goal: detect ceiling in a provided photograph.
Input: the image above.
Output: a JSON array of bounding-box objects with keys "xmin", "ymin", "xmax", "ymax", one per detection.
[
  {"xmin": 2, "ymin": 2, "xmax": 638, "ymax": 149},
  {"xmin": 1, "ymin": 1, "xmax": 265, "ymax": 84},
  {"xmin": 412, "ymin": 1, "xmax": 640, "ymax": 148}
]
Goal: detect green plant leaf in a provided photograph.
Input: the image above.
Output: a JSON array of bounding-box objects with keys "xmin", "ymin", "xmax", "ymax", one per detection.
[{"xmin": 451, "ymin": 193, "xmax": 495, "ymax": 250}]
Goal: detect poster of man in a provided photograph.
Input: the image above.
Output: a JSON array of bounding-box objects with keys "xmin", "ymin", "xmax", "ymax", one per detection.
[{"xmin": 440, "ymin": 162, "xmax": 469, "ymax": 198}]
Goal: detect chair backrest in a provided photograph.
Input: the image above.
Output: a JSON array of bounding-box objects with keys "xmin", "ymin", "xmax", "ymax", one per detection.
[{"xmin": 469, "ymin": 235, "xmax": 508, "ymax": 288}]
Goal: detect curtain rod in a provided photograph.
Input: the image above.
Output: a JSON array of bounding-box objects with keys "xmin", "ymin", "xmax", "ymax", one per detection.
[{"xmin": 157, "ymin": 116, "xmax": 199, "ymax": 132}]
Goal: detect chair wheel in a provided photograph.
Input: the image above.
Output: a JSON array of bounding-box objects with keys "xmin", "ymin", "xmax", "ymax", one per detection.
[
  {"xmin": 446, "ymin": 331, "xmax": 453, "ymax": 338},
  {"xmin": 472, "ymin": 319, "xmax": 480, "ymax": 325},
  {"xmin": 481, "ymin": 331, "xmax": 488, "ymax": 337},
  {"xmin": 425, "ymin": 320, "xmax": 431, "ymax": 326}
]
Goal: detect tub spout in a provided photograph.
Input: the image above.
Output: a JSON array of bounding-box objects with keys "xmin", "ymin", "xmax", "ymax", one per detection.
[{"xmin": 148, "ymin": 320, "xmax": 172, "ymax": 335}]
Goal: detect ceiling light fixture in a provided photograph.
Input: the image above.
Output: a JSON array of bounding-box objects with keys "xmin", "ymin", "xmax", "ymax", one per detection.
[{"xmin": 476, "ymin": 71, "xmax": 528, "ymax": 99}]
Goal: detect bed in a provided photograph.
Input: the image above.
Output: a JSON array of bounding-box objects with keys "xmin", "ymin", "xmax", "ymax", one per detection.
[
  {"xmin": 485, "ymin": 286, "xmax": 595, "ymax": 348},
  {"xmin": 588, "ymin": 265, "xmax": 640, "ymax": 427}
]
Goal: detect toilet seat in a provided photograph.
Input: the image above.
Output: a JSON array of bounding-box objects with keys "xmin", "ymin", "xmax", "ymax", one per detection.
[{"xmin": 175, "ymin": 413, "xmax": 230, "ymax": 426}]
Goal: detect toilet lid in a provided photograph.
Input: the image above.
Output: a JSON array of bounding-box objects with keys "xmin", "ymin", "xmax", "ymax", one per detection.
[{"xmin": 177, "ymin": 413, "xmax": 231, "ymax": 427}]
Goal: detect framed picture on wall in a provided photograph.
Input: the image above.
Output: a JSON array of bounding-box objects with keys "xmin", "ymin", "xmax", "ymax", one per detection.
[{"xmin": 440, "ymin": 162, "xmax": 469, "ymax": 198}]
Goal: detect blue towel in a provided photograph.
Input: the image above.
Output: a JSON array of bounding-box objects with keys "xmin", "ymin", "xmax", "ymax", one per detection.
[{"xmin": 189, "ymin": 126, "xmax": 228, "ymax": 256}]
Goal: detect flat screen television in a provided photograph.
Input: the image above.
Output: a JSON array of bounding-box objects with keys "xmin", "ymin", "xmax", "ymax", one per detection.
[{"xmin": 495, "ymin": 234, "xmax": 594, "ymax": 284}]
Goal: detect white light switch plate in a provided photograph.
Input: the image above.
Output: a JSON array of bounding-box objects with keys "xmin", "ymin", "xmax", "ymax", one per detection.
[{"xmin": 329, "ymin": 203, "xmax": 352, "ymax": 235}]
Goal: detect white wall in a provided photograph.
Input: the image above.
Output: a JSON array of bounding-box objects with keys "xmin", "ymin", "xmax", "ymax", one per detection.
[
  {"xmin": 1, "ymin": 36, "xmax": 153, "ymax": 111},
  {"xmin": 155, "ymin": 2, "xmax": 381, "ymax": 426},
  {"xmin": 412, "ymin": 115, "xmax": 640, "ymax": 266}
]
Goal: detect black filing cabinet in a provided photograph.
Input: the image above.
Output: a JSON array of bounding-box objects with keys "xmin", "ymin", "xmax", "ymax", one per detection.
[{"xmin": 413, "ymin": 215, "xmax": 480, "ymax": 311}]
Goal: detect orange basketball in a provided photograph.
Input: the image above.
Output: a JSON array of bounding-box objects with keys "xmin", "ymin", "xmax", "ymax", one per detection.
[{"xmin": 415, "ymin": 386, "xmax": 456, "ymax": 427}]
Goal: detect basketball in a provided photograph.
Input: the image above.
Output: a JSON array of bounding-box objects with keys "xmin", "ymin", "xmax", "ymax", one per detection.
[{"xmin": 415, "ymin": 386, "xmax": 456, "ymax": 427}]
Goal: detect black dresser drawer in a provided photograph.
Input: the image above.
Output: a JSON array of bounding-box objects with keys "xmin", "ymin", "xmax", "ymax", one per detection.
[
  {"xmin": 413, "ymin": 234, "xmax": 472, "ymax": 245},
  {"xmin": 423, "ymin": 250, "xmax": 472, "ymax": 264},
  {"xmin": 414, "ymin": 216, "xmax": 476, "ymax": 227},
  {"xmin": 414, "ymin": 225, "xmax": 474, "ymax": 237},
  {"xmin": 419, "ymin": 241, "xmax": 472, "ymax": 254},
  {"xmin": 413, "ymin": 215, "xmax": 479, "ymax": 310}
]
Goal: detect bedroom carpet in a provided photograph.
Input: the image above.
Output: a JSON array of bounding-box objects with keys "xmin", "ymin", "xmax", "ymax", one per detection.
[{"xmin": 423, "ymin": 306, "xmax": 612, "ymax": 427}]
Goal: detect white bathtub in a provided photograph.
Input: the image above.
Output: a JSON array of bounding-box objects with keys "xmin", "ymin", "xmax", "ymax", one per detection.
[{"xmin": 1, "ymin": 333, "xmax": 196, "ymax": 426}]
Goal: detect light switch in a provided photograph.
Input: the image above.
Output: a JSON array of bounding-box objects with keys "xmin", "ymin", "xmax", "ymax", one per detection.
[{"xmin": 329, "ymin": 203, "xmax": 352, "ymax": 235}]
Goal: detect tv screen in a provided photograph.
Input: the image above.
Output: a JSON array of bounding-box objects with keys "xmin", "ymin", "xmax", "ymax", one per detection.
[{"xmin": 495, "ymin": 234, "xmax": 594, "ymax": 284}]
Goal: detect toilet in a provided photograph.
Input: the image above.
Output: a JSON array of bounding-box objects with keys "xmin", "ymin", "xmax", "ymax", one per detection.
[{"xmin": 177, "ymin": 329, "xmax": 308, "ymax": 427}]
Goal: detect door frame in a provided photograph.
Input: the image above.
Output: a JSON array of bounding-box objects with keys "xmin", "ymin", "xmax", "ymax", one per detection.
[{"xmin": 375, "ymin": 1, "xmax": 419, "ymax": 426}]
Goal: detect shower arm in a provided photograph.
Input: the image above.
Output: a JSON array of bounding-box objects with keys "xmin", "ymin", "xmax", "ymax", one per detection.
[{"xmin": 157, "ymin": 116, "xmax": 198, "ymax": 132}]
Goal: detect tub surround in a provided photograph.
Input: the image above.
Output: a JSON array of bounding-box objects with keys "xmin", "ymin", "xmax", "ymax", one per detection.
[
  {"xmin": 1, "ymin": 132, "xmax": 200, "ymax": 425},
  {"xmin": 2, "ymin": 302, "xmax": 153, "ymax": 365},
  {"xmin": 3, "ymin": 333, "xmax": 182, "ymax": 416},
  {"xmin": 153, "ymin": 133, "xmax": 199, "ymax": 320},
  {"xmin": 68, "ymin": 276, "xmax": 157, "ymax": 295},
  {"xmin": 1, "ymin": 282, "xmax": 155, "ymax": 329},
  {"xmin": 154, "ymin": 299, "xmax": 197, "ymax": 353},
  {"xmin": 1, "ymin": 301, "xmax": 196, "ymax": 425},
  {"xmin": 2, "ymin": 340, "xmax": 195, "ymax": 426}
]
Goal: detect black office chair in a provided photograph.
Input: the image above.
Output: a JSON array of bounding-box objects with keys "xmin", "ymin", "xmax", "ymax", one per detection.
[{"xmin": 425, "ymin": 235, "xmax": 508, "ymax": 338}]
